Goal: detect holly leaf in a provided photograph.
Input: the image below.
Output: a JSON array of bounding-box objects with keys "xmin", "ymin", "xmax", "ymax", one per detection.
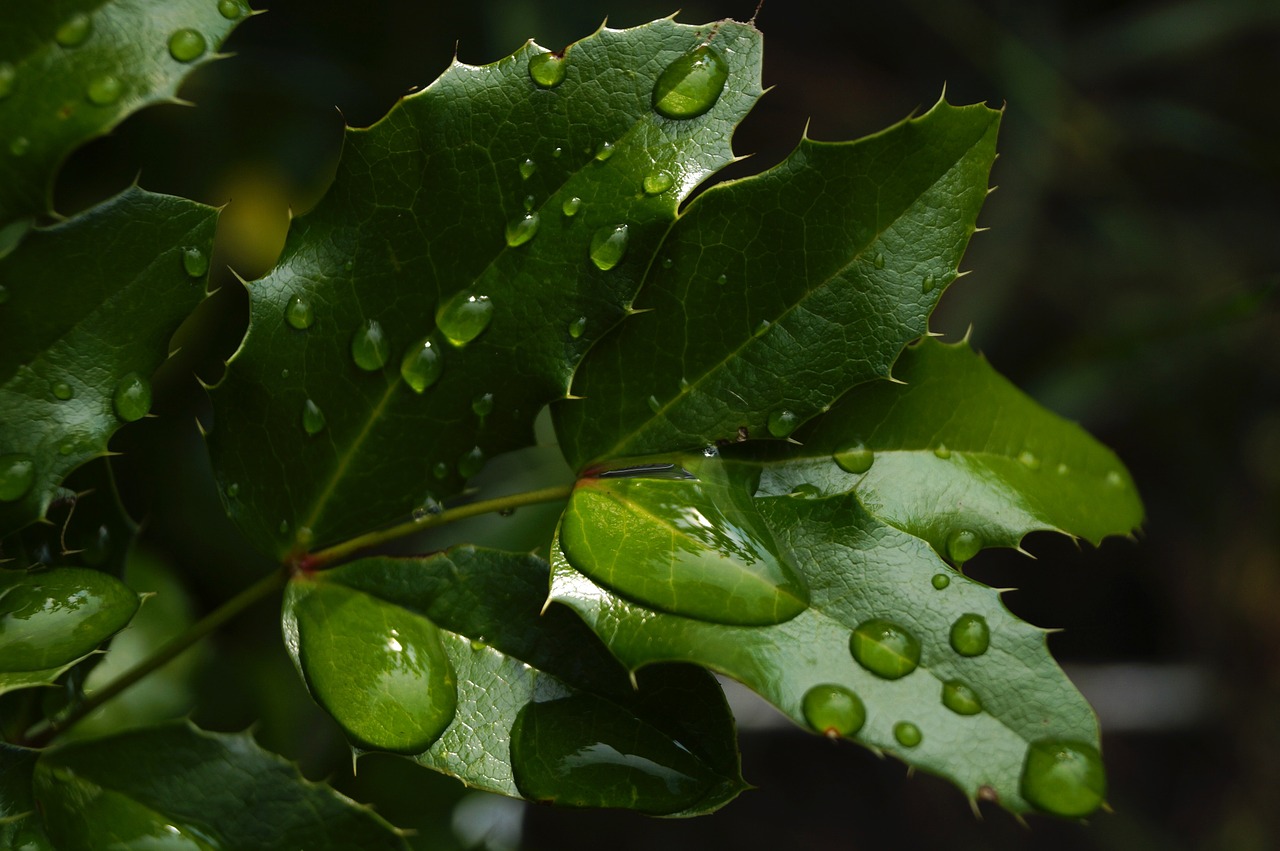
[
  {"xmin": 0, "ymin": 0, "xmax": 249, "ymax": 226},
  {"xmin": 0, "ymin": 743, "xmax": 50, "ymax": 850},
  {"xmin": 282, "ymin": 547, "xmax": 745, "ymax": 816},
  {"xmin": 208, "ymin": 17, "xmax": 767, "ymax": 558},
  {"xmin": 0, "ymin": 187, "xmax": 218, "ymax": 535},
  {"xmin": 554, "ymin": 97, "xmax": 1000, "ymax": 469}
]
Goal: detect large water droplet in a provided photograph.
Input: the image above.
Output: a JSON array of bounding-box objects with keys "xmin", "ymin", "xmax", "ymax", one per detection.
[
  {"xmin": 1020, "ymin": 739, "xmax": 1107, "ymax": 817},
  {"xmin": 562, "ymin": 196, "xmax": 582, "ymax": 217},
  {"xmin": 946, "ymin": 529, "xmax": 982, "ymax": 566},
  {"xmin": 505, "ymin": 212, "xmax": 540, "ymax": 247},
  {"xmin": 894, "ymin": 721, "xmax": 923, "ymax": 748},
  {"xmin": 643, "ymin": 170, "xmax": 674, "ymax": 195},
  {"xmin": 0, "ymin": 454, "xmax": 36, "ymax": 502},
  {"xmin": 458, "ymin": 446, "xmax": 486, "ymax": 479},
  {"xmin": 292, "ymin": 580, "xmax": 458, "ymax": 753},
  {"xmin": 301, "ymin": 399, "xmax": 326, "ymax": 435},
  {"xmin": 653, "ymin": 44, "xmax": 728, "ymax": 119},
  {"xmin": 181, "ymin": 246, "xmax": 208, "ymax": 278},
  {"xmin": 0, "ymin": 63, "xmax": 15, "ymax": 100},
  {"xmin": 168, "ymin": 29, "xmax": 207, "ymax": 63},
  {"xmin": 594, "ymin": 141, "xmax": 615, "ymax": 161},
  {"xmin": 86, "ymin": 74, "xmax": 122, "ymax": 106},
  {"xmin": 52, "ymin": 381, "xmax": 73, "ymax": 401},
  {"xmin": 528, "ymin": 52, "xmax": 567, "ymax": 88},
  {"xmin": 849, "ymin": 618, "xmax": 921, "ymax": 679},
  {"xmin": 802, "ymin": 684, "xmax": 866, "ymax": 738},
  {"xmin": 56, "ymin": 13, "xmax": 92, "ymax": 47},
  {"xmin": 589, "ymin": 224, "xmax": 629, "ymax": 271},
  {"xmin": 949, "ymin": 613, "xmax": 990, "ymax": 657},
  {"xmin": 284, "ymin": 294, "xmax": 314, "ymax": 330},
  {"xmin": 437, "ymin": 292, "xmax": 494, "ymax": 346},
  {"xmin": 399, "ymin": 337, "xmax": 443, "ymax": 393},
  {"xmin": 768, "ymin": 409, "xmax": 799, "ymax": 438},
  {"xmin": 472, "ymin": 392, "xmax": 494, "ymax": 418},
  {"xmin": 350, "ymin": 319, "xmax": 390, "ymax": 370},
  {"xmin": 931, "ymin": 573, "xmax": 951, "ymax": 590},
  {"xmin": 113, "ymin": 373, "xmax": 151, "ymax": 422},
  {"xmin": 218, "ymin": 0, "xmax": 245, "ymax": 19},
  {"xmin": 568, "ymin": 315, "xmax": 587, "ymax": 339},
  {"xmin": 941, "ymin": 680, "xmax": 983, "ymax": 715},
  {"xmin": 833, "ymin": 442, "xmax": 874, "ymax": 474}
]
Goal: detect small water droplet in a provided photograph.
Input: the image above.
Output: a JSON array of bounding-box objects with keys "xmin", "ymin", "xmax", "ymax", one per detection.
[
  {"xmin": 643, "ymin": 170, "xmax": 674, "ymax": 195},
  {"xmin": 58, "ymin": 440, "xmax": 76, "ymax": 456},
  {"xmin": 168, "ymin": 29, "xmax": 207, "ymax": 62},
  {"xmin": 594, "ymin": 141, "xmax": 615, "ymax": 161},
  {"xmin": 437, "ymin": 292, "xmax": 494, "ymax": 346},
  {"xmin": 1056, "ymin": 462, "xmax": 1070, "ymax": 475},
  {"xmin": 679, "ymin": 377, "xmax": 691, "ymax": 391},
  {"xmin": 802, "ymin": 684, "xmax": 866, "ymax": 738},
  {"xmin": 52, "ymin": 381, "xmax": 73, "ymax": 401},
  {"xmin": 1018, "ymin": 450, "xmax": 1041, "ymax": 471},
  {"xmin": 789, "ymin": 483, "xmax": 822, "ymax": 499},
  {"xmin": 9, "ymin": 137, "xmax": 30, "ymax": 157},
  {"xmin": 552, "ymin": 146, "xmax": 563, "ymax": 158},
  {"xmin": 0, "ymin": 63, "xmax": 15, "ymax": 100},
  {"xmin": 344, "ymin": 260, "xmax": 354, "ymax": 272},
  {"xmin": 278, "ymin": 519, "xmax": 289, "ymax": 535},
  {"xmin": 568, "ymin": 315, "xmax": 587, "ymax": 339},
  {"xmin": 833, "ymin": 442, "xmax": 874, "ymax": 474},
  {"xmin": 56, "ymin": 13, "xmax": 93, "ymax": 48},
  {"xmin": 85, "ymin": 74, "xmax": 122, "ymax": 106},
  {"xmin": 653, "ymin": 43, "xmax": 729, "ymax": 119},
  {"xmin": 505, "ymin": 212, "xmax": 540, "ymax": 247},
  {"xmin": 296, "ymin": 526, "xmax": 314, "ymax": 547},
  {"xmin": 528, "ymin": 52, "xmax": 567, "ymax": 88},
  {"xmin": 280, "ymin": 368, "xmax": 290, "ymax": 379},
  {"xmin": 302, "ymin": 399, "xmax": 326, "ymax": 435},
  {"xmin": 226, "ymin": 482, "xmax": 240, "ymax": 498},
  {"xmin": 941, "ymin": 680, "xmax": 983, "ymax": 715},
  {"xmin": 931, "ymin": 573, "xmax": 951, "ymax": 590},
  {"xmin": 874, "ymin": 252, "xmax": 885, "ymax": 269},
  {"xmin": 933, "ymin": 444, "xmax": 952, "ymax": 459},
  {"xmin": 562, "ymin": 196, "xmax": 582, "ymax": 217},
  {"xmin": 113, "ymin": 373, "xmax": 151, "ymax": 422},
  {"xmin": 458, "ymin": 446, "xmax": 486, "ymax": 479},
  {"xmin": 1106, "ymin": 470, "xmax": 1125, "ymax": 488},
  {"xmin": 284, "ymin": 294, "xmax": 314, "ymax": 330},
  {"xmin": 399, "ymin": 337, "xmax": 443, "ymax": 393},
  {"xmin": 0, "ymin": 454, "xmax": 36, "ymax": 502},
  {"xmin": 519, "ymin": 157, "xmax": 536, "ymax": 179},
  {"xmin": 922, "ymin": 273, "xmax": 936, "ymax": 294},
  {"xmin": 472, "ymin": 392, "xmax": 494, "ymax": 418},
  {"xmin": 1020, "ymin": 739, "xmax": 1107, "ymax": 817},
  {"xmin": 767, "ymin": 409, "xmax": 799, "ymax": 438},
  {"xmin": 182, "ymin": 246, "xmax": 208, "ymax": 278},
  {"xmin": 949, "ymin": 613, "xmax": 990, "ymax": 657},
  {"xmin": 350, "ymin": 319, "xmax": 390, "ymax": 370},
  {"xmin": 850, "ymin": 619, "xmax": 921, "ymax": 679},
  {"xmin": 647, "ymin": 395, "xmax": 661, "ymax": 414},
  {"xmin": 661, "ymin": 257, "xmax": 674, "ymax": 269},
  {"xmin": 432, "ymin": 461, "xmax": 449, "ymax": 479},
  {"xmin": 522, "ymin": 194, "xmax": 535, "ymax": 212},
  {"xmin": 589, "ymin": 224, "xmax": 629, "ymax": 271},
  {"xmin": 716, "ymin": 273, "xmax": 727, "ymax": 286},
  {"xmin": 946, "ymin": 529, "xmax": 982, "ymax": 566},
  {"xmin": 218, "ymin": 0, "xmax": 245, "ymax": 19},
  {"xmin": 893, "ymin": 721, "xmax": 922, "ymax": 748}
]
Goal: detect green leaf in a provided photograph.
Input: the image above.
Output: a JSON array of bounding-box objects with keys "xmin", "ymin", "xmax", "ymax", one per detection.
[
  {"xmin": 0, "ymin": 743, "xmax": 51, "ymax": 851},
  {"xmin": 282, "ymin": 547, "xmax": 745, "ymax": 815},
  {"xmin": 0, "ymin": 0, "xmax": 249, "ymax": 225},
  {"xmin": 555, "ymin": 98, "xmax": 1001, "ymax": 469},
  {"xmin": 751, "ymin": 337, "xmax": 1145, "ymax": 556},
  {"xmin": 31, "ymin": 721, "xmax": 409, "ymax": 850},
  {"xmin": 0, "ymin": 186, "xmax": 217, "ymax": 534},
  {"xmin": 208, "ymin": 18, "xmax": 766, "ymax": 557}
]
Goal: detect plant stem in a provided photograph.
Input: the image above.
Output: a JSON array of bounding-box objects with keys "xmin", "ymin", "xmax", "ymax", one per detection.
[
  {"xmin": 302, "ymin": 483, "xmax": 575, "ymax": 570},
  {"xmin": 24, "ymin": 566, "xmax": 289, "ymax": 748}
]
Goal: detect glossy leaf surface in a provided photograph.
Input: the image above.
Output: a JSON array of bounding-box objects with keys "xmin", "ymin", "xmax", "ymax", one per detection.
[
  {"xmin": 0, "ymin": 0, "xmax": 247, "ymax": 225},
  {"xmin": 555, "ymin": 98, "xmax": 1000, "ymax": 469},
  {"xmin": 209, "ymin": 18, "xmax": 765, "ymax": 557},
  {"xmin": 0, "ymin": 187, "xmax": 217, "ymax": 534},
  {"xmin": 282, "ymin": 548, "xmax": 744, "ymax": 814}
]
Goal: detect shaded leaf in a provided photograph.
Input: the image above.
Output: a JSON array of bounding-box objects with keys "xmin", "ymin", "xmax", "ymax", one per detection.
[{"xmin": 0, "ymin": 743, "xmax": 51, "ymax": 850}]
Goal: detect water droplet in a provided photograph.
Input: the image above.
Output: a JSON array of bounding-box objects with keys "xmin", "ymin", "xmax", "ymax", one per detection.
[
  {"xmin": 874, "ymin": 252, "xmax": 885, "ymax": 269},
  {"xmin": 894, "ymin": 721, "xmax": 922, "ymax": 748},
  {"xmin": 941, "ymin": 680, "xmax": 983, "ymax": 715},
  {"xmin": 789, "ymin": 483, "xmax": 821, "ymax": 499},
  {"xmin": 280, "ymin": 368, "xmax": 289, "ymax": 379},
  {"xmin": 679, "ymin": 377, "xmax": 691, "ymax": 391},
  {"xmin": 849, "ymin": 618, "xmax": 921, "ymax": 679},
  {"xmin": 949, "ymin": 613, "xmax": 990, "ymax": 657},
  {"xmin": 552, "ymin": 146, "xmax": 563, "ymax": 158},
  {"xmin": 946, "ymin": 529, "xmax": 982, "ymax": 566},
  {"xmin": 398, "ymin": 337, "xmax": 443, "ymax": 393},
  {"xmin": 278, "ymin": 519, "xmax": 289, "ymax": 535},
  {"xmin": 1106, "ymin": 470, "xmax": 1125, "ymax": 488},
  {"xmin": 931, "ymin": 573, "xmax": 951, "ymax": 590},
  {"xmin": 0, "ymin": 454, "xmax": 36, "ymax": 502},
  {"xmin": 56, "ymin": 13, "xmax": 92, "ymax": 47},
  {"xmin": 85, "ymin": 74, "xmax": 122, "ymax": 106},
  {"xmin": 1018, "ymin": 450, "xmax": 1041, "ymax": 471},
  {"xmin": 296, "ymin": 526, "xmax": 314, "ymax": 548},
  {"xmin": 52, "ymin": 381, "xmax": 73, "ymax": 401},
  {"xmin": 1056, "ymin": 462, "xmax": 1070, "ymax": 475},
  {"xmin": 594, "ymin": 141, "xmax": 615, "ymax": 161},
  {"xmin": 647, "ymin": 395, "xmax": 661, "ymax": 414},
  {"xmin": 922, "ymin": 273, "xmax": 936, "ymax": 294},
  {"xmin": 562, "ymin": 196, "xmax": 582, "ymax": 217},
  {"xmin": 217, "ymin": 0, "xmax": 244, "ymax": 19},
  {"xmin": 472, "ymin": 392, "xmax": 494, "ymax": 418},
  {"xmin": 716, "ymin": 273, "xmax": 728, "ymax": 286},
  {"xmin": 643, "ymin": 170, "xmax": 674, "ymax": 195},
  {"xmin": 226, "ymin": 482, "xmax": 240, "ymax": 498},
  {"xmin": 350, "ymin": 319, "xmax": 390, "ymax": 370},
  {"xmin": 528, "ymin": 52, "xmax": 567, "ymax": 88},
  {"xmin": 833, "ymin": 442, "xmax": 874, "ymax": 474},
  {"xmin": 437, "ymin": 292, "xmax": 494, "ymax": 346},
  {"xmin": 58, "ymin": 440, "xmax": 76, "ymax": 456},
  {"xmin": 589, "ymin": 224, "xmax": 629, "ymax": 271},
  {"xmin": 432, "ymin": 461, "xmax": 448, "ymax": 479},
  {"xmin": 168, "ymin": 29, "xmax": 207, "ymax": 62},
  {"xmin": 0, "ymin": 63, "xmax": 15, "ymax": 100},
  {"xmin": 9, "ymin": 137, "xmax": 30, "ymax": 157},
  {"xmin": 652, "ymin": 44, "xmax": 728, "ymax": 119},
  {"xmin": 458, "ymin": 446, "xmax": 486, "ymax": 479},
  {"xmin": 181, "ymin": 246, "xmax": 208, "ymax": 278},
  {"xmin": 113, "ymin": 373, "xmax": 151, "ymax": 422},
  {"xmin": 505, "ymin": 212, "xmax": 540, "ymax": 247},
  {"xmin": 802, "ymin": 684, "xmax": 866, "ymax": 738},
  {"xmin": 302, "ymin": 399, "xmax": 326, "ymax": 435},
  {"xmin": 933, "ymin": 444, "xmax": 952, "ymax": 460},
  {"xmin": 661, "ymin": 257, "xmax": 674, "ymax": 269},
  {"xmin": 292, "ymin": 580, "xmax": 458, "ymax": 753},
  {"xmin": 344, "ymin": 260, "xmax": 354, "ymax": 272},
  {"xmin": 519, "ymin": 157, "xmax": 536, "ymax": 180},
  {"xmin": 1020, "ymin": 739, "xmax": 1107, "ymax": 817},
  {"xmin": 522, "ymin": 194, "xmax": 535, "ymax": 212},
  {"xmin": 568, "ymin": 315, "xmax": 587, "ymax": 339},
  {"xmin": 284, "ymin": 294, "xmax": 314, "ymax": 330},
  {"xmin": 767, "ymin": 409, "xmax": 799, "ymax": 438}
]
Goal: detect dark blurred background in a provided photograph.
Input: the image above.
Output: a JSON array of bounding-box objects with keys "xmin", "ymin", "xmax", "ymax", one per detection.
[{"xmin": 57, "ymin": 0, "xmax": 1280, "ymax": 848}]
